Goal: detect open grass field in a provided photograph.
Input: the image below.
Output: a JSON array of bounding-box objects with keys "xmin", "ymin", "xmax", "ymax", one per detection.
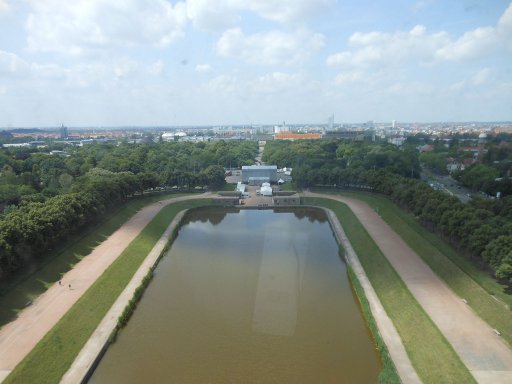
[
  {"xmin": 304, "ymin": 197, "xmax": 475, "ymax": 384},
  {"xmin": 341, "ymin": 191, "xmax": 512, "ymax": 346},
  {"xmin": 0, "ymin": 191, "xmax": 190, "ymax": 326},
  {"xmin": 4, "ymin": 198, "xmax": 212, "ymax": 384}
]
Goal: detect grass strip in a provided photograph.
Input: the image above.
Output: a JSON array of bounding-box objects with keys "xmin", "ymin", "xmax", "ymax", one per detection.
[
  {"xmin": 0, "ymin": 191, "xmax": 189, "ymax": 326},
  {"xmin": 342, "ymin": 247, "xmax": 400, "ymax": 383},
  {"xmin": 342, "ymin": 192, "xmax": 512, "ymax": 345},
  {"xmin": 4, "ymin": 198, "xmax": 212, "ymax": 384},
  {"xmin": 304, "ymin": 197, "xmax": 475, "ymax": 384},
  {"xmin": 109, "ymin": 213, "xmax": 184, "ymax": 343}
]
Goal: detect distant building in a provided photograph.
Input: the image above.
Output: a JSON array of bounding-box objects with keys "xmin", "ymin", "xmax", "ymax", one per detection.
[
  {"xmin": 274, "ymin": 125, "xmax": 289, "ymax": 134},
  {"xmin": 161, "ymin": 132, "xmax": 186, "ymax": 142},
  {"xmin": 323, "ymin": 131, "xmax": 364, "ymax": 141},
  {"xmin": 388, "ymin": 137, "xmax": 406, "ymax": 146},
  {"xmin": 242, "ymin": 165, "xmax": 278, "ymax": 184},
  {"xmin": 273, "ymin": 193, "xmax": 300, "ymax": 206},
  {"xmin": 477, "ymin": 133, "xmax": 487, "ymax": 163},
  {"xmin": 274, "ymin": 133, "xmax": 322, "ymax": 141},
  {"xmin": 236, "ymin": 182, "xmax": 246, "ymax": 193},
  {"xmin": 260, "ymin": 184, "xmax": 273, "ymax": 196},
  {"xmin": 419, "ymin": 144, "xmax": 434, "ymax": 152},
  {"xmin": 60, "ymin": 125, "xmax": 68, "ymax": 139}
]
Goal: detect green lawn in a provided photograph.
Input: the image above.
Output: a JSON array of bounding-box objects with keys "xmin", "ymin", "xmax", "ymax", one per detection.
[
  {"xmin": 218, "ymin": 182, "xmax": 237, "ymax": 191},
  {"xmin": 0, "ymin": 191, "xmax": 192, "ymax": 326},
  {"xmin": 341, "ymin": 192, "xmax": 512, "ymax": 345},
  {"xmin": 345, "ymin": 258, "xmax": 400, "ymax": 383},
  {"xmin": 279, "ymin": 182, "xmax": 296, "ymax": 191},
  {"xmin": 4, "ymin": 198, "xmax": 212, "ymax": 384},
  {"xmin": 304, "ymin": 197, "xmax": 475, "ymax": 384}
]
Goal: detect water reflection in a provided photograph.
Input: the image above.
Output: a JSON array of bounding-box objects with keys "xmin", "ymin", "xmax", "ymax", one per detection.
[{"xmin": 89, "ymin": 208, "xmax": 381, "ymax": 383}]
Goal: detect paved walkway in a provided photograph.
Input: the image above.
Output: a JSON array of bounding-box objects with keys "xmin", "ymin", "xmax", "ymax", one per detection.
[
  {"xmin": 0, "ymin": 193, "xmax": 210, "ymax": 383},
  {"xmin": 304, "ymin": 192, "xmax": 512, "ymax": 384}
]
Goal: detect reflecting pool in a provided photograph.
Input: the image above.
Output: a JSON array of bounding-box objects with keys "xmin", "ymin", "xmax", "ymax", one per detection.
[{"xmin": 89, "ymin": 208, "xmax": 381, "ymax": 383}]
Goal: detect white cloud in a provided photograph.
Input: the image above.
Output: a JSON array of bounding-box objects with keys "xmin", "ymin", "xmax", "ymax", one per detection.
[
  {"xmin": 186, "ymin": 0, "xmax": 239, "ymax": 31},
  {"xmin": 195, "ymin": 64, "xmax": 213, "ymax": 73},
  {"xmin": 471, "ymin": 68, "xmax": 490, "ymax": 86},
  {"xmin": 25, "ymin": 0, "xmax": 188, "ymax": 55},
  {"xmin": 202, "ymin": 70, "xmax": 317, "ymax": 100},
  {"xmin": 31, "ymin": 63, "xmax": 68, "ymax": 80},
  {"xmin": 387, "ymin": 81, "xmax": 434, "ymax": 95},
  {"xmin": 448, "ymin": 68, "xmax": 493, "ymax": 92},
  {"xmin": 327, "ymin": 3, "xmax": 512, "ymax": 69},
  {"xmin": 147, "ymin": 60, "xmax": 165, "ymax": 76},
  {"xmin": 327, "ymin": 25, "xmax": 449, "ymax": 68},
  {"xmin": 412, "ymin": 0, "xmax": 434, "ymax": 13},
  {"xmin": 335, "ymin": 71, "xmax": 364, "ymax": 85},
  {"xmin": 217, "ymin": 28, "xmax": 325, "ymax": 65},
  {"xmin": 434, "ymin": 27, "xmax": 497, "ymax": 61},
  {"xmin": 207, "ymin": 74, "xmax": 238, "ymax": 93},
  {"xmin": 0, "ymin": 0, "xmax": 9, "ymax": 14},
  {"xmin": 243, "ymin": 0, "xmax": 334, "ymax": 24},
  {"xmin": 186, "ymin": 0, "xmax": 334, "ymax": 31},
  {"xmin": 113, "ymin": 59, "xmax": 138, "ymax": 79},
  {"xmin": 251, "ymin": 71, "xmax": 301, "ymax": 93},
  {"xmin": 0, "ymin": 50, "xmax": 30, "ymax": 76}
]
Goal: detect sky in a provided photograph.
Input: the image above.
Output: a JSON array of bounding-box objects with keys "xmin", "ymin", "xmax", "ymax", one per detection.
[{"xmin": 0, "ymin": 0, "xmax": 511, "ymax": 127}]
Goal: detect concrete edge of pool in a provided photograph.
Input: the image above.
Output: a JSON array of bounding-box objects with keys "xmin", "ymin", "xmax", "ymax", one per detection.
[{"xmin": 60, "ymin": 206, "xmax": 420, "ymax": 384}]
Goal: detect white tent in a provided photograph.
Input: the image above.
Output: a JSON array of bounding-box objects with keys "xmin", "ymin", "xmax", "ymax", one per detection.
[{"xmin": 261, "ymin": 185, "xmax": 273, "ymax": 196}]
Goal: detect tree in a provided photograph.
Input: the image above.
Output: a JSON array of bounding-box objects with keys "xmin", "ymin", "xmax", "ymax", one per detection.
[
  {"xmin": 482, "ymin": 236, "xmax": 512, "ymax": 270},
  {"xmin": 495, "ymin": 251, "xmax": 512, "ymax": 284},
  {"xmin": 460, "ymin": 164, "xmax": 499, "ymax": 191},
  {"xmin": 203, "ymin": 165, "xmax": 225, "ymax": 188}
]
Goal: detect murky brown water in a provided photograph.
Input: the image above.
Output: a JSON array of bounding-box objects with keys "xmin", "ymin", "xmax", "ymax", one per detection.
[{"xmin": 89, "ymin": 208, "xmax": 381, "ymax": 383}]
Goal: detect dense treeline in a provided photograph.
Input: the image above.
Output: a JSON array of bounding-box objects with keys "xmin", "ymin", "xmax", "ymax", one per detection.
[
  {"xmin": 0, "ymin": 140, "xmax": 257, "ymax": 207},
  {"xmin": 263, "ymin": 139, "xmax": 421, "ymax": 185},
  {"xmin": 363, "ymin": 170, "xmax": 512, "ymax": 284},
  {"xmin": 0, "ymin": 140, "xmax": 257, "ymax": 278},
  {"xmin": 264, "ymin": 139, "xmax": 512, "ymax": 285}
]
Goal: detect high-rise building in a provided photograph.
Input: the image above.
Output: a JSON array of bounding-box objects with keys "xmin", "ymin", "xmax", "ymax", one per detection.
[{"xmin": 60, "ymin": 124, "xmax": 68, "ymax": 139}]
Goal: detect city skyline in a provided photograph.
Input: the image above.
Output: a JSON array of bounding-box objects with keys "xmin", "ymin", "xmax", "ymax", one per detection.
[{"xmin": 0, "ymin": 0, "xmax": 511, "ymax": 127}]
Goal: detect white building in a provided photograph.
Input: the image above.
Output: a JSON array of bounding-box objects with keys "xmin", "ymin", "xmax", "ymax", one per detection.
[
  {"xmin": 161, "ymin": 132, "xmax": 187, "ymax": 142},
  {"xmin": 260, "ymin": 185, "xmax": 273, "ymax": 196},
  {"xmin": 242, "ymin": 165, "xmax": 278, "ymax": 185}
]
